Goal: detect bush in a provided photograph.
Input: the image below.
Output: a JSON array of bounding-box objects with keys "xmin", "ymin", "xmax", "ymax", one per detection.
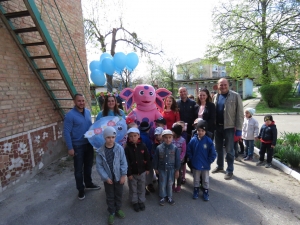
[{"xmin": 285, "ymin": 146, "xmax": 300, "ymax": 168}]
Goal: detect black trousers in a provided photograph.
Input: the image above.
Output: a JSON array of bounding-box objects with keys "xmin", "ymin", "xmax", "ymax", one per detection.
[
  {"xmin": 104, "ymin": 181, "xmax": 124, "ymax": 214},
  {"xmin": 259, "ymin": 142, "xmax": 274, "ymax": 163}
]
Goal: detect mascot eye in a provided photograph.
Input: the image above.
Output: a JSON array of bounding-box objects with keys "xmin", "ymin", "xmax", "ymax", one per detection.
[
  {"xmin": 117, "ymin": 126, "xmax": 122, "ymax": 131},
  {"xmin": 139, "ymin": 90, "xmax": 144, "ymax": 95},
  {"xmin": 149, "ymin": 91, "xmax": 154, "ymax": 96}
]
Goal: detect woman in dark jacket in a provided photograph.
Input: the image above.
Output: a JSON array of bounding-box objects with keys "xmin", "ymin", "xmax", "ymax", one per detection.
[{"xmin": 194, "ymin": 89, "xmax": 216, "ymax": 140}]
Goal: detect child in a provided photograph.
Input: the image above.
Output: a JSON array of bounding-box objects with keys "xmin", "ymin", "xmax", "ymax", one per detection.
[
  {"xmin": 155, "ymin": 117, "xmax": 167, "ymax": 128},
  {"xmin": 234, "ymin": 130, "xmax": 242, "ymax": 162},
  {"xmin": 153, "ymin": 129, "xmax": 181, "ymax": 206},
  {"xmin": 187, "ymin": 120, "xmax": 216, "ymax": 201},
  {"xmin": 125, "ymin": 127, "xmax": 151, "ymax": 212},
  {"xmin": 242, "ymin": 108, "xmax": 259, "ymax": 161},
  {"xmin": 139, "ymin": 121, "xmax": 153, "ymax": 195},
  {"xmin": 171, "ymin": 124, "xmax": 186, "ymax": 193},
  {"xmin": 96, "ymin": 127, "xmax": 128, "ymax": 225},
  {"xmin": 256, "ymin": 115, "xmax": 277, "ymax": 168}
]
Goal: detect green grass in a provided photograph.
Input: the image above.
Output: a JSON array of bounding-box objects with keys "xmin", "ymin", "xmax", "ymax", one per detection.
[{"xmin": 255, "ymin": 92, "xmax": 300, "ymax": 113}]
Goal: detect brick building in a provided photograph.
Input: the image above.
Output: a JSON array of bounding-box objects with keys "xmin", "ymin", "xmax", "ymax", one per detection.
[{"xmin": 0, "ymin": 0, "xmax": 89, "ymax": 194}]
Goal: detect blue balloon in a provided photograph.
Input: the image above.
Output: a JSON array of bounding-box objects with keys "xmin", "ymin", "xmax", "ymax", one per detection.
[
  {"xmin": 101, "ymin": 57, "xmax": 115, "ymax": 75},
  {"xmin": 100, "ymin": 52, "xmax": 112, "ymax": 63},
  {"xmin": 89, "ymin": 60, "xmax": 101, "ymax": 71},
  {"xmin": 113, "ymin": 52, "xmax": 127, "ymax": 71},
  {"xmin": 126, "ymin": 65, "xmax": 132, "ymax": 72},
  {"xmin": 126, "ymin": 52, "xmax": 139, "ymax": 71},
  {"xmin": 86, "ymin": 116, "xmax": 127, "ymax": 148},
  {"xmin": 90, "ymin": 69, "xmax": 106, "ymax": 86}
]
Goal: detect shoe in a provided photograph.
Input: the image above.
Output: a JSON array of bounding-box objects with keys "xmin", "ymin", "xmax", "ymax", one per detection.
[
  {"xmin": 193, "ymin": 187, "xmax": 199, "ymax": 199},
  {"xmin": 256, "ymin": 161, "xmax": 264, "ymax": 166},
  {"xmin": 238, "ymin": 151, "xmax": 244, "ymax": 155},
  {"xmin": 244, "ymin": 156, "xmax": 253, "ymax": 161},
  {"xmin": 175, "ymin": 186, "xmax": 181, "ymax": 193},
  {"xmin": 116, "ymin": 210, "xmax": 125, "ymax": 219},
  {"xmin": 224, "ymin": 172, "xmax": 233, "ymax": 180},
  {"xmin": 85, "ymin": 184, "xmax": 101, "ymax": 190},
  {"xmin": 172, "ymin": 184, "xmax": 176, "ymax": 192},
  {"xmin": 211, "ymin": 167, "xmax": 224, "ymax": 174},
  {"xmin": 146, "ymin": 184, "xmax": 155, "ymax": 193},
  {"xmin": 243, "ymin": 155, "xmax": 248, "ymax": 159},
  {"xmin": 181, "ymin": 178, "xmax": 186, "ymax": 184},
  {"xmin": 108, "ymin": 214, "xmax": 115, "ymax": 225},
  {"xmin": 203, "ymin": 189, "xmax": 209, "ymax": 201},
  {"xmin": 78, "ymin": 190, "xmax": 85, "ymax": 200},
  {"xmin": 167, "ymin": 197, "xmax": 175, "ymax": 205},
  {"xmin": 138, "ymin": 202, "xmax": 145, "ymax": 211},
  {"xmin": 133, "ymin": 203, "xmax": 140, "ymax": 212},
  {"xmin": 265, "ymin": 163, "xmax": 272, "ymax": 168},
  {"xmin": 145, "ymin": 188, "xmax": 150, "ymax": 195},
  {"xmin": 159, "ymin": 197, "xmax": 165, "ymax": 206}
]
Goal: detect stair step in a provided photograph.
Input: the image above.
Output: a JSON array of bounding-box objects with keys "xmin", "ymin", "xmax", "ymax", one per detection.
[
  {"xmin": 14, "ymin": 27, "xmax": 38, "ymax": 33},
  {"xmin": 49, "ymin": 89, "xmax": 68, "ymax": 91},
  {"xmin": 37, "ymin": 67, "xmax": 57, "ymax": 71},
  {"xmin": 54, "ymin": 98, "xmax": 73, "ymax": 101},
  {"xmin": 22, "ymin": 42, "xmax": 45, "ymax": 47},
  {"xmin": 4, "ymin": 10, "xmax": 30, "ymax": 19},
  {"xmin": 29, "ymin": 55, "xmax": 51, "ymax": 59}
]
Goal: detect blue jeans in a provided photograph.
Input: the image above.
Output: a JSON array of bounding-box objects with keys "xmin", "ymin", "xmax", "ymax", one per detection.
[
  {"xmin": 214, "ymin": 126, "xmax": 234, "ymax": 173},
  {"xmin": 73, "ymin": 143, "xmax": 94, "ymax": 191},
  {"xmin": 244, "ymin": 140, "xmax": 254, "ymax": 157},
  {"xmin": 158, "ymin": 169, "xmax": 175, "ymax": 198}
]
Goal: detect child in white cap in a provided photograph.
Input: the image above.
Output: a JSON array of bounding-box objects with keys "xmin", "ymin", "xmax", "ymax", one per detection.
[
  {"xmin": 242, "ymin": 108, "xmax": 259, "ymax": 161},
  {"xmin": 96, "ymin": 127, "xmax": 128, "ymax": 225}
]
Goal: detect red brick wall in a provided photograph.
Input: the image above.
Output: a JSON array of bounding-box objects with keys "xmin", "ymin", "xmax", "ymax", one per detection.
[{"xmin": 0, "ymin": 0, "xmax": 88, "ymax": 193}]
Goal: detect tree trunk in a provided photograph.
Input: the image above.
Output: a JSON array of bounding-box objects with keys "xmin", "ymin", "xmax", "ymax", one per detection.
[{"xmin": 106, "ymin": 28, "xmax": 117, "ymax": 92}]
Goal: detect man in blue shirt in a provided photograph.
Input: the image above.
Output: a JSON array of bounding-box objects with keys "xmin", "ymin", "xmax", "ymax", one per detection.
[{"xmin": 63, "ymin": 94, "xmax": 100, "ymax": 200}]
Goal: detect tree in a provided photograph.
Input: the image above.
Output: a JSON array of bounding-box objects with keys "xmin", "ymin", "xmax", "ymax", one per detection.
[
  {"xmin": 83, "ymin": 0, "xmax": 162, "ymax": 92},
  {"xmin": 207, "ymin": 0, "xmax": 300, "ymax": 84}
]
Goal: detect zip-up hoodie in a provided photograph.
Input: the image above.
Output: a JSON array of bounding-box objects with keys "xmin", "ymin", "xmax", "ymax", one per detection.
[{"xmin": 258, "ymin": 121, "xmax": 277, "ymax": 146}]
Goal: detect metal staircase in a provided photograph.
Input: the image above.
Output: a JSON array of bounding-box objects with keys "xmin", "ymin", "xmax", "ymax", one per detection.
[{"xmin": 0, "ymin": 0, "xmax": 92, "ymax": 118}]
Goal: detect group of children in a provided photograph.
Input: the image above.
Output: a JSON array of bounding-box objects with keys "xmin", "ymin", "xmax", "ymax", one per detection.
[{"xmin": 95, "ymin": 108, "xmax": 277, "ymax": 225}]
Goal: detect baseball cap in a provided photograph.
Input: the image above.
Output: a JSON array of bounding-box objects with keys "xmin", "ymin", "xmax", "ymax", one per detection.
[
  {"xmin": 127, "ymin": 127, "xmax": 140, "ymax": 134},
  {"xmin": 154, "ymin": 127, "xmax": 164, "ymax": 135},
  {"xmin": 155, "ymin": 117, "xmax": 166, "ymax": 125},
  {"xmin": 162, "ymin": 129, "xmax": 173, "ymax": 136},
  {"xmin": 103, "ymin": 127, "xmax": 116, "ymax": 138}
]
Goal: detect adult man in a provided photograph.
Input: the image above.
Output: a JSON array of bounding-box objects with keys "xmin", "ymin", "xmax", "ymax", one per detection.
[
  {"xmin": 212, "ymin": 78, "xmax": 244, "ymax": 180},
  {"xmin": 63, "ymin": 94, "xmax": 100, "ymax": 200},
  {"xmin": 115, "ymin": 92, "xmax": 124, "ymax": 110},
  {"xmin": 176, "ymin": 87, "xmax": 197, "ymax": 142}
]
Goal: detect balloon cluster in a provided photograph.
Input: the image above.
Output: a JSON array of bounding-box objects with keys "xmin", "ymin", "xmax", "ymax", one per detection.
[{"xmin": 89, "ymin": 52, "xmax": 139, "ymax": 86}]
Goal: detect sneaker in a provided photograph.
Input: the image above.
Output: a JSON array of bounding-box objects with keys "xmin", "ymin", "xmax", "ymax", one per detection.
[
  {"xmin": 175, "ymin": 186, "xmax": 181, "ymax": 193},
  {"xmin": 181, "ymin": 178, "xmax": 186, "ymax": 184},
  {"xmin": 193, "ymin": 187, "xmax": 199, "ymax": 199},
  {"xmin": 224, "ymin": 172, "xmax": 233, "ymax": 180},
  {"xmin": 108, "ymin": 214, "xmax": 115, "ymax": 225},
  {"xmin": 238, "ymin": 151, "xmax": 244, "ymax": 155},
  {"xmin": 244, "ymin": 156, "xmax": 253, "ymax": 161},
  {"xmin": 203, "ymin": 190, "xmax": 209, "ymax": 201},
  {"xmin": 159, "ymin": 197, "xmax": 165, "ymax": 206},
  {"xmin": 146, "ymin": 184, "xmax": 155, "ymax": 193},
  {"xmin": 78, "ymin": 190, "xmax": 85, "ymax": 200},
  {"xmin": 211, "ymin": 167, "xmax": 224, "ymax": 174},
  {"xmin": 145, "ymin": 188, "xmax": 150, "ymax": 195},
  {"xmin": 116, "ymin": 210, "xmax": 125, "ymax": 219},
  {"xmin": 85, "ymin": 184, "xmax": 101, "ymax": 190},
  {"xmin": 167, "ymin": 197, "xmax": 175, "ymax": 205},
  {"xmin": 138, "ymin": 202, "xmax": 145, "ymax": 211},
  {"xmin": 133, "ymin": 203, "xmax": 140, "ymax": 212},
  {"xmin": 243, "ymin": 155, "xmax": 248, "ymax": 159},
  {"xmin": 256, "ymin": 161, "xmax": 264, "ymax": 166},
  {"xmin": 265, "ymin": 163, "xmax": 272, "ymax": 168}
]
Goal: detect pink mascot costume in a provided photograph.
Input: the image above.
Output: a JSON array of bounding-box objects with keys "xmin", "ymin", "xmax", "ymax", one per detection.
[{"xmin": 120, "ymin": 84, "xmax": 171, "ymax": 129}]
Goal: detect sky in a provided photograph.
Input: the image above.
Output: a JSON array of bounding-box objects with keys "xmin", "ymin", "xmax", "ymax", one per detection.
[{"xmin": 82, "ymin": 0, "xmax": 220, "ymax": 76}]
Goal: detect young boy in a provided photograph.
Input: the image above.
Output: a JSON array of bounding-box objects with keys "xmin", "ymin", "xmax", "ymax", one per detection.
[
  {"xmin": 96, "ymin": 127, "xmax": 128, "ymax": 225},
  {"xmin": 256, "ymin": 115, "xmax": 277, "ymax": 168},
  {"xmin": 125, "ymin": 127, "xmax": 151, "ymax": 212},
  {"xmin": 153, "ymin": 129, "xmax": 181, "ymax": 206},
  {"xmin": 187, "ymin": 120, "xmax": 216, "ymax": 201},
  {"xmin": 155, "ymin": 117, "xmax": 167, "ymax": 128}
]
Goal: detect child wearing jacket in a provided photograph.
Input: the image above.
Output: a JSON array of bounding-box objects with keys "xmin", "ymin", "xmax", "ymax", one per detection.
[
  {"xmin": 242, "ymin": 108, "xmax": 259, "ymax": 161},
  {"xmin": 125, "ymin": 127, "xmax": 151, "ymax": 212},
  {"xmin": 256, "ymin": 115, "xmax": 277, "ymax": 168},
  {"xmin": 187, "ymin": 120, "xmax": 217, "ymax": 201},
  {"xmin": 96, "ymin": 127, "xmax": 128, "ymax": 225}
]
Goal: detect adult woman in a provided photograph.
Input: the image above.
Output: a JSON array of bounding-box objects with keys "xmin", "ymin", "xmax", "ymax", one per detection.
[
  {"xmin": 160, "ymin": 95, "xmax": 180, "ymax": 129},
  {"xmin": 195, "ymin": 89, "xmax": 216, "ymax": 139},
  {"xmin": 96, "ymin": 93, "xmax": 126, "ymax": 121}
]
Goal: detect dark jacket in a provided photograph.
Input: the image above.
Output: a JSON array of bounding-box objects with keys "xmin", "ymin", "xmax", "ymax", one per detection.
[
  {"xmin": 258, "ymin": 121, "xmax": 277, "ymax": 146},
  {"xmin": 194, "ymin": 102, "xmax": 216, "ymax": 134},
  {"xmin": 140, "ymin": 131, "xmax": 153, "ymax": 155},
  {"xmin": 125, "ymin": 138, "xmax": 151, "ymax": 176},
  {"xmin": 176, "ymin": 98, "xmax": 197, "ymax": 135}
]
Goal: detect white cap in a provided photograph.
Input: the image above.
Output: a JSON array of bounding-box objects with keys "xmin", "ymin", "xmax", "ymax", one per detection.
[
  {"xmin": 127, "ymin": 127, "xmax": 140, "ymax": 134},
  {"xmin": 162, "ymin": 129, "xmax": 173, "ymax": 136},
  {"xmin": 154, "ymin": 127, "xmax": 164, "ymax": 135},
  {"xmin": 103, "ymin": 127, "xmax": 116, "ymax": 138}
]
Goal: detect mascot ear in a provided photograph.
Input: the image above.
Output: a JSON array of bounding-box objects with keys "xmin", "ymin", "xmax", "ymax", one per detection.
[
  {"xmin": 120, "ymin": 88, "xmax": 134, "ymax": 110},
  {"xmin": 156, "ymin": 88, "xmax": 172, "ymax": 98},
  {"xmin": 156, "ymin": 98, "xmax": 164, "ymax": 110}
]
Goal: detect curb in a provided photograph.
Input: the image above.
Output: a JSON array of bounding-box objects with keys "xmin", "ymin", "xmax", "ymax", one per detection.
[{"xmin": 254, "ymin": 147, "xmax": 300, "ymax": 181}]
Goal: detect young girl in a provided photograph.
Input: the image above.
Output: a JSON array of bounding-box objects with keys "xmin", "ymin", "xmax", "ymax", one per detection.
[
  {"xmin": 242, "ymin": 108, "xmax": 259, "ymax": 161},
  {"xmin": 96, "ymin": 94, "xmax": 126, "ymax": 121},
  {"xmin": 171, "ymin": 124, "xmax": 186, "ymax": 193},
  {"xmin": 160, "ymin": 95, "xmax": 180, "ymax": 129}
]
